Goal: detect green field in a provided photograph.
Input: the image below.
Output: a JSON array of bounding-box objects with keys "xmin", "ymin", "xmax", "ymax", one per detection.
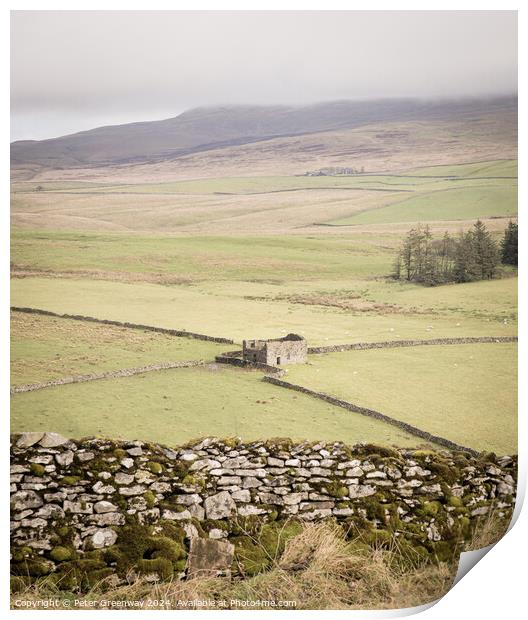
[
  {"xmin": 10, "ymin": 312, "xmax": 225, "ymax": 386},
  {"xmin": 329, "ymin": 183, "xmax": 517, "ymax": 226},
  {"xmin": 406, "ymin": 159, "xmax": 517, "ymax": 178},
  {"xmin": 286, "ymin": 344, "xmax": 517, "ymax": 454},
  {"xmin": 11, "ymin": 160, "xmax": 517, "ymax": 233},
  {"xmin": 10, "ymin": 276, "xmax": 517, "ymax": 346},
  {"xmin": 10, "ymin": 364, "xmax": 429, "ymax": 448},
  {"xmin": 11, "ymin": 231, "xmax": 396, "ymax": 281},
  {"xmin": 10, "ymin": 156, "xmax": 518, "ymax": 455}
]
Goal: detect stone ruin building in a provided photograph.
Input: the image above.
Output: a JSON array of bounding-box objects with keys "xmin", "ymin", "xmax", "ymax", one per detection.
[{"xmin": 242, "ymin": 333, "xmax": 307, "ymax": 366}]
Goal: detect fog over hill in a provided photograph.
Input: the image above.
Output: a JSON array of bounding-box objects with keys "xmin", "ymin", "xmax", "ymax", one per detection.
[{"xmin": 11, "ymin": 96, "xmax": 517, "ymax": 175}]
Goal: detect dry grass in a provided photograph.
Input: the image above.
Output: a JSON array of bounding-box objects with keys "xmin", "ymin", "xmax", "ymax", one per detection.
[
  {"xmin": 464, "ymin": 508, "xmax": 512, "ymax": 551},
  {"xmin": 11, "ymin": 523, "xmax": 459, "ymax": 610}
]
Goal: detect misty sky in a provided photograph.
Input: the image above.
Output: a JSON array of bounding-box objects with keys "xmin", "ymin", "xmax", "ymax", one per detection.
[{"xmin": 11, "ymin": 11, "xmax": 517, "ymax": 141}]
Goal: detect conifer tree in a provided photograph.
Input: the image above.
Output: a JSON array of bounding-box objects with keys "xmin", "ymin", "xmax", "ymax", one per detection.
[{"xmin": 501, "ymin": 221, "xmax": 518, "ymax": 266}]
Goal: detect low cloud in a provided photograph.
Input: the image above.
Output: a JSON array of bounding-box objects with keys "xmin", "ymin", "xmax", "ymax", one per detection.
[{"xmin": 11, "ymin": 10, "xmax": 517, "ymax": 140}]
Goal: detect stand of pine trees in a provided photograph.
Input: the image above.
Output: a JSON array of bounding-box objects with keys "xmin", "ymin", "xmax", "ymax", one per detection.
[{"xmin": 392, "ymin": 220, "xmax": 516, "ymax": 286}]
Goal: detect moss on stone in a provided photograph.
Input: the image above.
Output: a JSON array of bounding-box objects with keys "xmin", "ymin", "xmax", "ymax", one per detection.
[
  {"xmin": 364, "ymin": 528, "xmax": 392, "ymax": 547},
  {"xmin": 263, "ymin": 437, "xmax": 294, "ymax": 451},
  {"xmin": 85, "ymin": 568, "xmax": 115, "ymax": 589},
  {"xmin": 147, "ymin": 536, "xmax": 186, "ymax": 562},
  {"xmin": 357, "ymin": 444, "xmax": 401, "ymax": 460},
  {"xmin": 448, "ymin": 496, "xmax": 464, "ymax": 508},
  {"xmin": 411, "ymin": 450, "xmax": 437, "ymax": 460},
  {"xmin": 11, "ymin": 546, "xmax": 33, "ymax": 562},
  {"xmin": 173, "ymin": 559, "xmax": 187, "ymax": 573},
  {"xmin": 137, "ymin": 557, "xmax": 174, "ymax": 580},
  {"xmin": 182, "ymin": 474, "xmax": 205, "ymax": 488},
  {"xmin": 144, "ymin": 491, "xmax": 157, "ymax": 508},
  {"xmin": 10, "ymin": 576, "xmax": 30, "ymax": 593},
  {"xmin": 59, "ymin": 475, "xmax": 81, "ymax": 486},
  {"xmin": 427, "ymin": 461, "xmax": 459, "ymax": 485},
  {"xmin": 147, "ymin": 461, "xmax": 163, "ymax": 475},
  {"xmin": 326, "ymin": 481, "xmax": 349, "ymax": 498},
  {"xmin": 423, "ymin": 501, "xmax": 442, "ymax": 516},
  {"xmin": 231, "ymin": 535, "xmax": 270, "ymax": 576},
  {"xmin": 232, "ymin": 520, "xmax": 302, "ymax": 577},
  {"xmin": 12, "ymin": 559, "xmax": 53, "ymax": 577},
  {"xmin": 157, "ymin": 521, "xmax": 186, "ymax": 544},
  {"xmin": 56, "ymin": 526, "xmax": 72, "ymax": 539},
  {"xmin": 50, "ymin": 546, "xmax": 73, "ymax": 562},
  {"xmin": 222, "ymin": 437, "xmax": 241, "ymax": 449},
  {"xmin": 29, "ymin": 463, "xmax": 46, "ymax": 476}
]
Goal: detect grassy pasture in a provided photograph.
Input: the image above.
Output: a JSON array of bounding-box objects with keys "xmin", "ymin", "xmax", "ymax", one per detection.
[
  {"xmin": 329, "ymin": 183, "xmax": 517, "ymax": 226},
  {"xmin": 10, "ymin": 276, "xmax": 517, "ymax": 346},
  {"xmin": 10, "ymin": 364, "xmax": 429, "ymax": 448},
  {"xmin": 9, "ymin": 157, "xmax": 518, "ymax": 453},
  {"xmin": 10, "ymin": 312, "xmax": 225, "ymax": 386},
  {"xmin": 11, "ymin": 231, "xmax": 396, "ymax": 281},
  {"xmin": 11, "ymin": 160, "xmax": 517, "ymax": 233},
  {"xmin": 405, "ymin": 159, "xmax": 517, "ymax": 178},
  {"xmin": 286, "ymin": 344, "xmax": 517, "ymax": 454}
]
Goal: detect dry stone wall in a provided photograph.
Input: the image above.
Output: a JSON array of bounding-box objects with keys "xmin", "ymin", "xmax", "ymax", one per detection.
[
  {"xmin": 11, "ymin": 360, "xmax": 205, "ymax": 394},
  {"xmin": 11, "ymin": 307, "xmax": 234, "ymax": 345},
  {"xmin": 308, "ymin": 336, "xmax": 517, "ymax": 354},
  {"xmin": 11, "ymin": 433, "xmax": 516, "ymax": 588},
  {"xmin": 263, "ymin": 376, "xmax": 478, "ymax": 454}
]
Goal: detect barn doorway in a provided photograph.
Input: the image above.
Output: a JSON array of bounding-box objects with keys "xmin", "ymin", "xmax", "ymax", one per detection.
[{"xmin": 276, "ymin": 357, "xmax": 281, "ymax": 365}]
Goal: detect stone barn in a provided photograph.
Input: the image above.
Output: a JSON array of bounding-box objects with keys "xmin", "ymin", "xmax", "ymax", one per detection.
[{"xmin": 242, "ymin": 333, "xmax": 307, "ymax": 366}]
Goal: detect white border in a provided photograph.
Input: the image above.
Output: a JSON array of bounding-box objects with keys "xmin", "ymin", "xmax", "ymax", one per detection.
[{"xmin": 3, "ymin": 2, "xmax": 524, "ymax": 618}]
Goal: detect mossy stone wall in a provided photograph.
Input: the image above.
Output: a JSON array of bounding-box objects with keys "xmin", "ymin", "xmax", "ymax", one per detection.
[{"xmin": 10, "ymin": 433, "xmax": 516, "ymax": 589}]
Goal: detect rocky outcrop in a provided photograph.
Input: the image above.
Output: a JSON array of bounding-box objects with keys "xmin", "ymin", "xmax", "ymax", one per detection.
[{"xmin": 10, "ymin": 433, "xmax": 516, "ymax": 589}]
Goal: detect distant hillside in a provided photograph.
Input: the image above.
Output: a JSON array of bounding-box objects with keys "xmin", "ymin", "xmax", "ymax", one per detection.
[{"xmin": 11, "ymin": 96, "xmax": 517, "ymax": 178}]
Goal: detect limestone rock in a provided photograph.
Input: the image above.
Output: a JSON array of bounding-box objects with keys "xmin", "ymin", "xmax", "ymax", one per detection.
[
  {"xmin": 94, "ymin": 512, "xmax": 125, "ymax": 526},
  {"xmin": 175, "ymin": 494, "xmax": 202, "ymax": 506},
  {"xmin": 91, "ymin": 528, "xmax": 118, "ymax": 549},
  {"xmin": 282, "ymin": 493, "xmax": 306, "ymax": 505},
  {"xmin": 119, "ymin": 485, "xmax": 145, "ymax": 497},
  {"xmin": 204, "ymin": 491, "xmax": 236, "ymax": 519},
  {"xmin": 231, "ymin": 489, "xmax": 251, "ymax": 503},
  {"xmin": 56, "ymin": 451, "xmax": 74, "ymax": 467},
  {"xmin": 115, "ymin": 473, "xmax": 135, "ymax": 485},
  {"xmin": 36, "ymin": 504, "xmax": 65, "ymax": 518},
  {"xmin": 94, "ymin": 501, "xmax": 118, "ymax": 514},
  {"xmin": 92, "ymin": 481, "xmax": 116, "ymax": 494},
  {"xmin": 162, "ymin": 509, "xmax": 191, "ymax": 521},
  {"xmin": 64, "ymin": 501, "xmax": 93, "ymax": 514},
  {"xmin": 242, "ymin": 476, "xmax": 262, "ymax": 489},
  {"xmin": 187, "ymin": 537, "xmax": 234, "ymax": 578},
  {"xmin": 39, "ymin": 433, "xmax": 69, "ymax": 448},
  {"xmin": 188, "ymin": 504, "xmax": 205, "ymax": 520},
  {"xmin": 17, "ymin": 433, "xmax": 44, "ymax": 448},
  {"xmin": 12, "ymin": 490, "xmax": 43, "ymax": 511},
  {"xmin": 189, "ymin": 458, "xmax": 221, "ymax": 472},
  {"xmin": 238, "ymin": 504, "xmax": 268, "ymax": 516},
  {"xmin": 346, "ymin": 467, "xmax": 364, "ymax": 477},
  {"xmin": 76, "ymin": 451, "xmax": 95, "ymax": 462},
  {"xmin": 348, "ymin": 485, "xmax": 376, "ymax": 499}
]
